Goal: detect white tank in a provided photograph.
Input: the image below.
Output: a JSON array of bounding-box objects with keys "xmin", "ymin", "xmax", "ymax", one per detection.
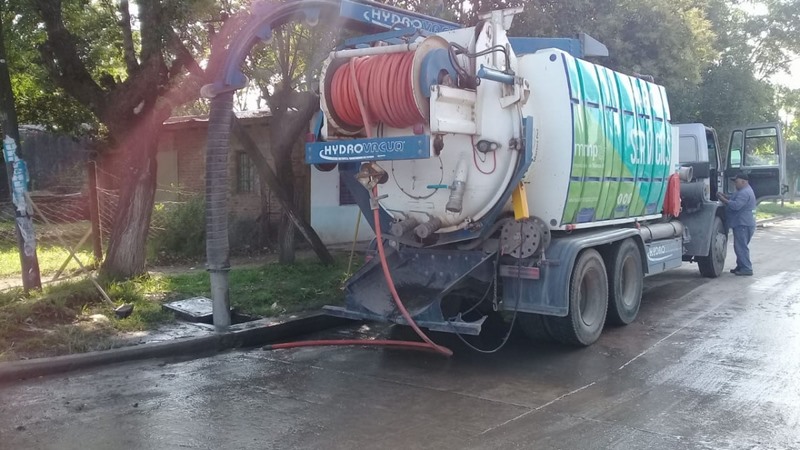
[{"xmin": 311, "ymin": 13, "xmax": 675, "ymax": 239}]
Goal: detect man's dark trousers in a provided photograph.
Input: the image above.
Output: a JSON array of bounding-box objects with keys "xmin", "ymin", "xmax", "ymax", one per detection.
[{"xmin": 732, "ymin": 225, "xmax": 755, "ymax": 274}]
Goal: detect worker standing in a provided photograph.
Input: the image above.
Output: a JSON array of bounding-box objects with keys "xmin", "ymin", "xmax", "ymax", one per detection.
[{"xmin": 717, "ymin": 172, "xmax": 756, "ymax": 276}]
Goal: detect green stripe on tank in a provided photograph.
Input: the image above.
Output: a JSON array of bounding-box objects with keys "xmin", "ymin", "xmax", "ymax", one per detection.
[{"xmin": 560, "ymin": 55, "xmax": 672, "ymax": 225}]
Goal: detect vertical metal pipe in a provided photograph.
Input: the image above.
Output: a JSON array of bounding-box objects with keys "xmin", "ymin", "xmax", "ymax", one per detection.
[{"xmin": 205, "ymin": 91, "xmax": 234, "ymax": 330}]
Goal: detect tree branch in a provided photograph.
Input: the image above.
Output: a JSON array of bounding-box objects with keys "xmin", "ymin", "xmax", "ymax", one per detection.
[
  {"xmin": 32, "ymin": 0, "xmax": 107, "ymax": 115},
  {"xmin": 137, "ymin": 0, "xmax": 164, "ymax": 64},
  {"xmin": 287, "ymin": 29, "xmax": 301, "ymax": 85},
  {"xmin": 118, "ymin": 0, "xmax": 139, "ymax": 73},
  {"xmin": 102, "ymin": 53, "xmax": 164, "ymax": 134}
]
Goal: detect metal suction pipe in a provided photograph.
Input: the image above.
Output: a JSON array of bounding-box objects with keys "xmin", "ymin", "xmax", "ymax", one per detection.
[{"xmin": 414, "ymin": 217, "xmax": 443, "ymax": 239}]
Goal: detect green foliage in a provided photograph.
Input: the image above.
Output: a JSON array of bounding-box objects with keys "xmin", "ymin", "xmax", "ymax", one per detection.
[
  {"xmin": 679, "ymin": 57, "xmax": 778, "ymax": 150},
  {"xmin": 2, "ymin": 2, "xmax": 96, "ymax": 133},
  {"xmin": 4, "ymin": 0, "xmax": 232, "ymax": 135},
  {"xmin": 149, "ymin": 196, "xmax": 206, "ymax": 263},
  {"xmin": 787, "ymin": 139, "xmax": 800, "ymax": 177}
]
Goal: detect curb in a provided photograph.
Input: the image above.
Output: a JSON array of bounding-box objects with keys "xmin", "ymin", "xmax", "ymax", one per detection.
[
  {"xmin": 757, "ymin": 212, "xmax": 800, "ymax": 226},
  {"xmin": 0, "ymin": 313, "xmax": 353, "ymax": 384}
]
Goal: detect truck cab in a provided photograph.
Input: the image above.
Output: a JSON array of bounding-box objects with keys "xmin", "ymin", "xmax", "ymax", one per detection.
[
  {"xmin": 678, "ymin": 122, "xmax": 787, "ymax": 204},
  {"xmin": 677, "ymin": 123, "xmax": 722, "ymax": 201}
]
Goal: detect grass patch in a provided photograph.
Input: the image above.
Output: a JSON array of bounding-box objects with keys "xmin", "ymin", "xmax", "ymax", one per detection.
[
  {"xmin": 0, "ymin": 278, "xmax": 174, "ymax": 361},
  {"xmin": 0, "ymin": 220, "xmax": 95, "ymax": 278},
  {"xmin": 153, "ymin": 256, "xmax": 351, "ymax": 317},
  {"xmin": 0, "ymin": 244, "xmax": 95, "ymax": 278},
  {"xmin": 0, "ymin": 255, "xmax": 355, "ymax": 361},
  {"xmin": 756, "ymin": 201, "xmax": 800, "ymax": 220}
]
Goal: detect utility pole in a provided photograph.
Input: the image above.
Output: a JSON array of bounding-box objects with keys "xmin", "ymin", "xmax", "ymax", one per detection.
[{"xmin": 0, "ymin": 10, "xmax": 41, "ymax": 291}]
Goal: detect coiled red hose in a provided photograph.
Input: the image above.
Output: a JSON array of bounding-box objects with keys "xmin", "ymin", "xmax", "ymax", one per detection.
[{"xmin": 330, "ymin": 52, "xmax": 424, "ymax": 131}]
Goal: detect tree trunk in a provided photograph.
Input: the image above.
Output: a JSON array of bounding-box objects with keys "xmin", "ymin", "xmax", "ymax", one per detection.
[{"xmin": 100, "ymin": 131, "xmax": 159, "ymax": 279}]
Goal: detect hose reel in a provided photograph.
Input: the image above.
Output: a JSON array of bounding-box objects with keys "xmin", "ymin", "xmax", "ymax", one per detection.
[{"xmin": 320, "ymin": 36, "xmax": 458, "ymax": 136}]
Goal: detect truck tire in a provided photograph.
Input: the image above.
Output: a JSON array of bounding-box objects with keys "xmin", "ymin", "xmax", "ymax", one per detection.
[
  {"xmin": 606, "ymin": 239, "xmax": 643, "ymax": 326},
  {"xmin": 698, "ymin": 216, "xmax": 727, "ymax": 278},
  {"xmin": 517, "ymin": 312, "xmax": 553, "ymax": 342},
  {"xmin": 545, "ymin": 249, "xmax": 608, "ymax": 346}
]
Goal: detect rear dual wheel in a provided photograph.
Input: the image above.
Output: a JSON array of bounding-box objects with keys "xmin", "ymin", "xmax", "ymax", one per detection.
[
  {"xmin": 520, "ymin": 240, "xmax": 644, "ymax": 346},
  {"xmin": 606, "ymin": 239, "xmax": 644, "ymax": 326},
  {"xmin": 545, "ymin": 249, "xmax": 608, "ymax": 346}
]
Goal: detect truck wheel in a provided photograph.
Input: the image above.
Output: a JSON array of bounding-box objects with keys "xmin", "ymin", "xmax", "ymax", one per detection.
[
  {"xmin": 517, "ymin": 312, "xmax": 553, "ymax": 342},
  {"xmin": 698, "ymin": 216, "xmax": 727, "ymax": 278},
  {"xmin": 606, "ymin": 239, "xmax": 643, "ymax": 326},
  {"xmin": 545, "ymin": 249, "xmax": 608, "ymax": 346}
]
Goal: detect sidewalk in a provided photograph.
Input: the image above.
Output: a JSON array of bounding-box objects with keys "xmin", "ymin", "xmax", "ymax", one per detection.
[{"xmin": 0, "ymin": 313, "xmax": 352, "ymax": 383}]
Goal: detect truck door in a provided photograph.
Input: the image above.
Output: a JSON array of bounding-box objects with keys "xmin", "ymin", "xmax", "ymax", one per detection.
[{"xmin": 724, "ymin": 123, "xmax": 787, "ymax": 203}]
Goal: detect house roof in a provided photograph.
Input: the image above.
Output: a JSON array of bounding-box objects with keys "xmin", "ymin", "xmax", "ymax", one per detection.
[{"xmin": 164, "ymin": 109, "xmax": 272, "ymax": 130}]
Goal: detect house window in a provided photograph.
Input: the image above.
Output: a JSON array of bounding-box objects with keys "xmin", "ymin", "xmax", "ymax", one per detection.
[
  {"xmin": 338, "ymin": 168, "xmax": 357, "ymax": 205},
  {"xmin": 236, "ymin": 152, "xmax": 255, "ymax": 193}
]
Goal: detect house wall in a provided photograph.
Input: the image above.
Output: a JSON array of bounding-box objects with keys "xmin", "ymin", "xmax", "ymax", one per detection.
[
  {"xmin": 156, "ymin": 133, "xmax": 178, "ymax": 202},
  {"xmin": 155, "ymin": 118, "xmax": 316, "ymax": 247},
  {"xmin": 229, "ymin": 124, "xmax": 269, "ymax": 222},
  {"xmin": 101, "ymin": 114, "xmax": 368, "ymax": 248}
]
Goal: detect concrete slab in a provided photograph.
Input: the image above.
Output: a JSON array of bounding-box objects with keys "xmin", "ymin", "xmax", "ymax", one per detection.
[{"xmin": 162, "ymin": 297, "xmax": 218, "ymax": 323}]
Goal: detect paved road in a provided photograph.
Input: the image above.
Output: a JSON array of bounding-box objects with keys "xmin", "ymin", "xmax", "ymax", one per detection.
[{"xmin": 2, "ymin": 219, "xmax": 799, "ymax": 450}]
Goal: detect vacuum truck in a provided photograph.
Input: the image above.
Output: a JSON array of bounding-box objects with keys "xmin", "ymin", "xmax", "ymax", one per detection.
[{"xmin": 298, "ymin": 4, "xmax": 786, "ymax": 346}]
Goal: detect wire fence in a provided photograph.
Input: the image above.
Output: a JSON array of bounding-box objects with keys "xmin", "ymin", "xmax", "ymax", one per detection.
[
  {"xmin": 0, "ymin": 166, "xmax": 282, "ymax": 292},
  {"xmin": 0, "ymin": 124, "xmax": 296, "ymax": 291}
]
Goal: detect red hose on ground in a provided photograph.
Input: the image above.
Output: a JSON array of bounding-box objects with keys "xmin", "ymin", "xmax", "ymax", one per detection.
[
  {"xmin": 264, "ymin": 340, "xmax": 439, "ymax": 353},
  {"xmin": 264, "ymin": 51, "xmax": 452, "ymax": 357}
]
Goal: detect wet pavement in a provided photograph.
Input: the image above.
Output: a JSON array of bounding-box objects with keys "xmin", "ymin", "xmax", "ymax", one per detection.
[{"xmin": 1, "ymin": 219, "xmax": 799, "ymax": 449}]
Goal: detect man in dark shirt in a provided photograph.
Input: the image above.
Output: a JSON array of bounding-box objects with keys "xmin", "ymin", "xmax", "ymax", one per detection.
[{"xmin": 717, "ymin": 172, "xmax": 757, "ymax": 276}]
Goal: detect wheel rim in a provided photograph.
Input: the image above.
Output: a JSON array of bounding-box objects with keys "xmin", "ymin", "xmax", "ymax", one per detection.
[
  {"xmin": 620, "ymin": 255, "xmax": 639, "ymax": 309},
  {"xmin": 579, "ymin": 266, "xmax": 605, "ymax": 327}
]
